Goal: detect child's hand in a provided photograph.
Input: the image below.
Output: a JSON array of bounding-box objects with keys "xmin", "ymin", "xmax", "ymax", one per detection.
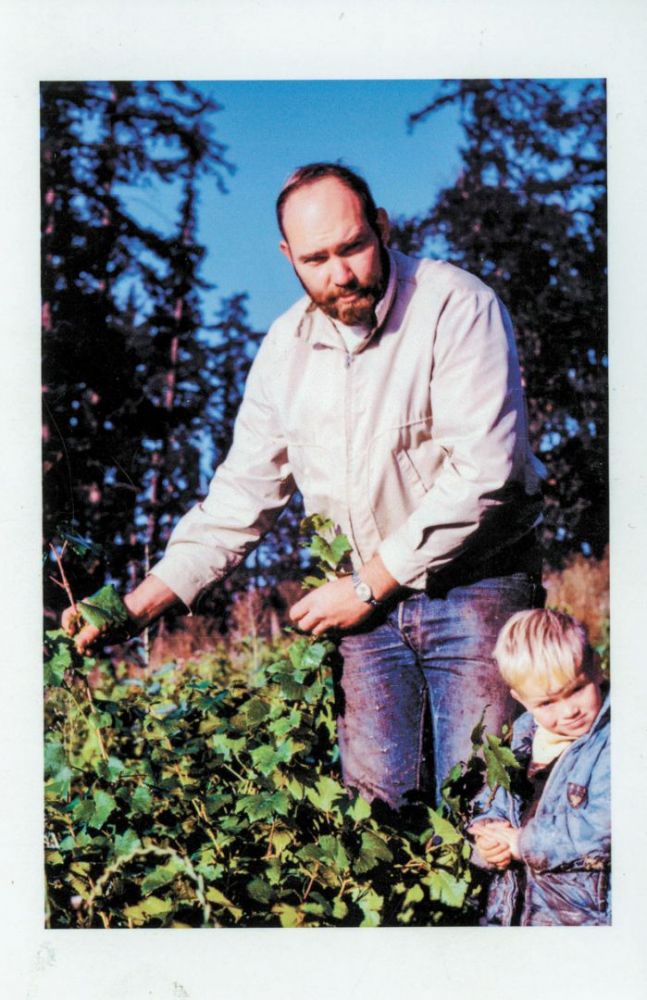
[
  {"xmin": 487, "ymin": 823, "xmax": 522, "ymax": 860},
  {"xmin": 468, "ymin": 821, "xmax": 516, "ymax": 870}
]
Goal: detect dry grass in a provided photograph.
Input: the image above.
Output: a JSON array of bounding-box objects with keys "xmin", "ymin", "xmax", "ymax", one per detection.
[
  {"xmin": 147, "ymin": 551, "xmax": 611, "ymax": 667},
  {"xmin": 543, "ymin": 546, "xmax": 609, "ymax": 647},
  {"xmin": 148, "ymin": 580, "xmax": 303, "ymax": 669}
]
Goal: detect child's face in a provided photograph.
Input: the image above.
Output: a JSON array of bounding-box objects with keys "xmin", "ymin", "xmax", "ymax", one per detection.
[{"xmin": 512, "ymin": 670, "xmax": 603, "ymax": 738}]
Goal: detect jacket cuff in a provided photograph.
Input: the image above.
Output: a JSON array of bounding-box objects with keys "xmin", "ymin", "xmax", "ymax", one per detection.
[
  {"xmin": 378, "ymin": 535, "xmax": 428, "ymax": 589},
  {"xmin": 148, "ymin": 561, "xmax": 206, "ymax": 613}
]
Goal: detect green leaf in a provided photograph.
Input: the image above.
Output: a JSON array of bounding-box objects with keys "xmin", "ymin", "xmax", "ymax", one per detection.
[
  {"xmin": 249, "ymin": 744, "xmax": 285, "ymax": 776},
  {"xmin": 274, "ymin": 672, "xmax": 306, "ymax": 701},
  {"xmin": 246, "ymin": 877, "xmax": 274, "ymax": 904},
  {"xmin": 428, "ymin": 809, "xmax": 463, "ymax": 846},
  {"xmin": 235, "ymin": 791, "xmax": 291, "ymax": 821},
  {"xmin": 470, "ymin": 709, "xmax": 487, "ymax": 747},
  {"xmin": 44, "ymin": 637, "xmax": 73, "ymax": 687},
  {"xmin": 206, "ymin": 887, "xmax": 243, "ymax": 922},
  {"xmin": 272, "ymin": 903, "xmax": 303, "ymax": 928},
  {"xmin": 56, "ymin": 524, "xmax": 103, "ymax": 558},
  {"xmin": 113, "ymin": 829, "xmax": 142, "ymax": 858},
  {"xmin": 232, "ymin": 696, "xmax": 271, "ymax": 730},
  {"xmin": 78, "ymin": 584, "xmax": 129, "ymax": 631},
  {"xmin": 44, "ymin": 737, "xmax": 66, "ymax": 778},
  {"xmin": 209, "ymin": 732, "xmax": 246, "ymax": 761},
  {"xmin": 123, "ymin": 896, "xmax": 173, "ymax": 925},
  {"xmin": 404, "ymin": 883, "xmax": 424, "ymax": 906},
  {"xmin": 268, "ymin": 708, "xmax": 302, "ymax": 738},
  {"xmin": 88, "ymin": 711, "xmax": 113, "ymax": 731},
  {"xmin": 305, "ymin": 776, "xmax": 345, "ymax": 812},
  {"xmin": 484, "ymin": 734, "xmax": 521, "ymax": 791},
  {"xmin": 98, "ymin": 755, "xmax": 125, "ymax": 783},
  {"xmin": 318, "ymin": 835, "xmax": 350, "ymax": 871},
  {"xmin": 343, "ymin": 794, "xmax": 372, "ymax": 823},
  {"xmin": 71, "ymin": 796, "xmax": 95, "ymax": 823},
  {"xmin": 354, "ymin": 830, "xmax": 394, "ymax": 873},
  {"xmin": 130, "ymin": 784, "xmax": 153, "ymax": 815},
  {"xmin": 89, "ymin": 789, "xmax": 117, "ymax": 829},
  {"xmin": 141, "ymin": 856, "xmax": 185, "ymax": 896},
  {"xmin": 424, "ymin": 870, "xmax": 469, "ymax": 909},
  {"xmin": 271, "ymin": 829, "xmax": 293, "ymax": 857},
  {"xmin": 357, "ymin": 887, "xmax": 383, "ymax": 927},
  {"xmin": 300, "ymin": 642, "xmax": 328, "ymax": 670},
  {"xmin": 309, "ymin": 534, "xmax": 335, "ymax": 568},
  {"xmin": 329, "ymin": 533, "xmax": 353, "ymax": 565},
  {"xmin": 47, "ymin": 766, "xmax": 74, "ymax": 801}
]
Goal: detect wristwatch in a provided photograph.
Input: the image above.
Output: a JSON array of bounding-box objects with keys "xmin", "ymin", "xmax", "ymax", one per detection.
[{"xmin": 352, "ymin": 571, "xmax": 382, "ymax": 608}]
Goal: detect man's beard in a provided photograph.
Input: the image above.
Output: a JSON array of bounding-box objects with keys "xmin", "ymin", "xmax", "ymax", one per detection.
[{"xmin": 302, "ymin": 246, "xmax": 389, "ymax": 327}]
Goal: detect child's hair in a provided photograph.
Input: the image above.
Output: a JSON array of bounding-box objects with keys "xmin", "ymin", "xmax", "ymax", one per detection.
[{"xmin": 493, "ymin": 608, "xmax": 593, "ymax": 696}]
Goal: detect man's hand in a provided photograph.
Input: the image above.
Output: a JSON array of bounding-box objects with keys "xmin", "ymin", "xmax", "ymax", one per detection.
[
  {"xmin": 62, "ymin": 574, "xmax": 179, "ymax": 653},
  {"xmin": 289, "ymin": 554, "xmax": 400, "ymax": 637},
  {"xmin": 289, "ymin": 575, "xmax": 373, "ymax": 636},
  {"xmin": 61, "ymin": 605, "xmax": 102, "ymax": 654}
]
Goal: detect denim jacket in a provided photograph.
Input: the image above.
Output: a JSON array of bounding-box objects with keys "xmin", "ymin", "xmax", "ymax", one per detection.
[{"xmin": 471, "ymin": 689, "xmax": 610, "ymax": 925}]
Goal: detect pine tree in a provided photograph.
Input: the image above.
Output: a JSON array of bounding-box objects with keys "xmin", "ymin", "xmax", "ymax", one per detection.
[
  {"xmin": 41, "ymin": 81, "xmax": 236, "ymax": 615},
  {"xmin": 391, "ymin": 80, "xmax": 607, "ymax": 564}
]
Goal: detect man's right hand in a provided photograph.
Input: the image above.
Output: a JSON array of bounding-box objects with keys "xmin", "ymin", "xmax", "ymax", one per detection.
[
  {"xmin": 61, "ymin": 574, "xmax": 180, "ymax": 653},
  {"xmin": 62, "ymin": 605, "xmax": 102, "ymax": 653}
]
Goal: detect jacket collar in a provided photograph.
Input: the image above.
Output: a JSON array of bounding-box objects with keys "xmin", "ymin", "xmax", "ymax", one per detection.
[{"xmin": 294, "ymin": 247, "xmax": 398, "ymax": 351}]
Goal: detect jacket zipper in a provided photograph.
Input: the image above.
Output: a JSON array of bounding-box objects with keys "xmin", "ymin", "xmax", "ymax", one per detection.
[{"xmin": 343, "ymin": 350, "xmax": 362, "ymax": 558}]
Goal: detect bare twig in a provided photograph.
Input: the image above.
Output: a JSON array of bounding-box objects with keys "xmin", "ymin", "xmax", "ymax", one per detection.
[{"xmin": 49, "ymin": 542, "xmax": 76, "ymax": 612}]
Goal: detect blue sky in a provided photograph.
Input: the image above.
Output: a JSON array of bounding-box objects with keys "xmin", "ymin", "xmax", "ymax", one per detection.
[{"xmin": 124, "ymin": 80, "xmax": 464, "ymax": 332}]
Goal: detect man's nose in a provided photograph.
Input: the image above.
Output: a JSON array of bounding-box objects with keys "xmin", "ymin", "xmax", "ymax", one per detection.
[{"xmin": 330, "ymin": 257, "xmax": 354, "ymax": 286}]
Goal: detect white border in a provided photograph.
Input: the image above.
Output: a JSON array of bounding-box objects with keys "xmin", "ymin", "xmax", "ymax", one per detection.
[{"xmin": 2, "ymin": 1, "xmax": 646, "ymax": 997}]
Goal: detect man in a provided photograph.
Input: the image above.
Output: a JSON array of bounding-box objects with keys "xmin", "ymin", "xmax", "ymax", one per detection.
[{"xmin": 64, "ymin": 162, "xmax": 545, "ymax": 808}]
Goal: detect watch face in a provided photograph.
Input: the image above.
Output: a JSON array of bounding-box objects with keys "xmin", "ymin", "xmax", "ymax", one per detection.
[{"xmin": 355, "ymin": 580, "xmax": 372, "ymax": 603}]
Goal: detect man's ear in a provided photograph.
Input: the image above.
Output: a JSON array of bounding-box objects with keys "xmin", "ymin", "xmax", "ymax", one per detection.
[
  {"xmin": 279, "ymin": 240, "xmax": 292, "ymax": 262},
  {"xmin": 376, "ymin": 207, "xmax": 390, "ymax": 245}
]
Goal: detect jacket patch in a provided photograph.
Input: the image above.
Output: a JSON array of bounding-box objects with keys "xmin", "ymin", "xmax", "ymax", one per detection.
[{"xmin": 567, "ymin": 783, "xmax": 588, "ymax": 809}]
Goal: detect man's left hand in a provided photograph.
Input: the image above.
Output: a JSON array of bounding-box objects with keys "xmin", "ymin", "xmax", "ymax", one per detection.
[{"xmin": 289, "ymin": 576, "xmax": 374, "ymax": 636}]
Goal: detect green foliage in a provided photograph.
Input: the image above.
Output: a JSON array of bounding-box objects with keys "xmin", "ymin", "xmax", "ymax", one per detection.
[
  {"xmin": 43, "ymin": 520, "xmax": 483, "ymax": 928},
  {"xmin": 441, "ymin": 711, "xmax": 521, "ymax": 827},
  {"xmin": 78, "ymin": 585, "xmax": 130, "ymax": 633},
  {"xmin": 299, "ymin": 514, "xmax": 353, "ymax": 589},
  {"xmin": 44, "ymin": 636, "xmax": 481, "ymax": 928}
]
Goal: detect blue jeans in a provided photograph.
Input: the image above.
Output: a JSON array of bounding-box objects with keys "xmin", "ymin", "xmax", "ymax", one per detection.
[{"xmin": 336, "ymin": 569, "xmax": 544, "ymax": 808}]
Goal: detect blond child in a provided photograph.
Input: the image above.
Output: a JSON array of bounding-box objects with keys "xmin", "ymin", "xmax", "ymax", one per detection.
[{"xmin": 468, "ymin": 608, "xmax": 610, "ymax": 925}]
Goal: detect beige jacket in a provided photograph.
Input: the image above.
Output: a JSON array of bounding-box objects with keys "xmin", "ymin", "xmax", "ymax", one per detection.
[{"xmin": 152, "ymin": 250, "xmax": 544, "ymax": 608}]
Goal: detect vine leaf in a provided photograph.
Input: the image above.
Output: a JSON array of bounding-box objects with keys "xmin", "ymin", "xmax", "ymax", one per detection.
[{"xmin": 78, "ymin": 584, "xmax": 130, "ymax": 631}]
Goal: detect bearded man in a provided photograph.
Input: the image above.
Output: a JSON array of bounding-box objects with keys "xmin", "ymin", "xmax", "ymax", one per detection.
[{"xmin": 65, "ymin": 162, "xmax": 545, "ymax": 808}]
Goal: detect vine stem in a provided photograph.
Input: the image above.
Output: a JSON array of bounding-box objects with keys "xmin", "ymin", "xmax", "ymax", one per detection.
[
  {"xmin": 302, "ymin": 862, "xmax": 320, "ymax": 902},
  {"xmin": 85, "ymin": 845, "xmax": 212, "ymax": 928},
  {"xmin": 49, "ymin": 541, "xmax": 76, "ymax": 613},
  {"xmin": 264, "ymin": 819, "xmax": 276, "ymax": 859},
  {"xmin": 84, "ymin": 680, "xmax": 108, "ymax": 761}
]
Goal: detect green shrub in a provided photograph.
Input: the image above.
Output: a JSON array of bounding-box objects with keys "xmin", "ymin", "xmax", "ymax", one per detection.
[{"xmin": 44, "ymin": 631, "xmax": 483, "ymax": 927}]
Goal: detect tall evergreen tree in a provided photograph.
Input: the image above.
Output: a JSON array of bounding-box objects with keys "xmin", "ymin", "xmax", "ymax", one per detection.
[
  {"xmin": 391, "ymin": 80, "xmax": 607, "ymax": 565},
  {"xmin": 41, "ymin": 81, "xmax": 236, "ymax": 615}
]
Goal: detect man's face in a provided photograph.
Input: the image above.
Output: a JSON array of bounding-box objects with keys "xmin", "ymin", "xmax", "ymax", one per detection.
[
  {"xmin": 279, "ymin": 177, "xmax": 389, "ymax": 326},
  {"xmin": 513, "ymin": 670, "xmax": 603, "ymax": 738}
]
